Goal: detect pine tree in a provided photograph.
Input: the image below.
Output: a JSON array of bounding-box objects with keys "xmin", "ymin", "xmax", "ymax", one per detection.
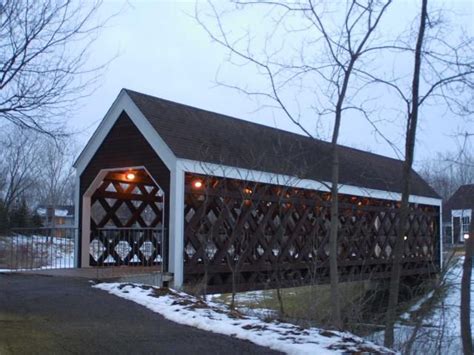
[
  {"xmin": 9, "ymin": 199, "xmax": 31, "ymax": 228},
  {"xmin": 31, "ymin": 212, "xmax": 43, "ymax": 228},
  {"xmin": 0, "ymin": 200, "xmax": 9, "ymax": 233}
]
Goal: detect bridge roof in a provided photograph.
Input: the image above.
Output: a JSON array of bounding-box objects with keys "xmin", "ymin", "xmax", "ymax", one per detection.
[{"xmin": 124, "ymin": 89, "xmax": 439, "ymax": 199}]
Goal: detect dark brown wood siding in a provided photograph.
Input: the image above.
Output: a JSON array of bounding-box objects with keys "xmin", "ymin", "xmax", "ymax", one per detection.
[
  {"xmin": 183, "ymin": 173, "xmax": 440, "ymax": 293},
  {"xmin": 78, "ymin": 111, "xmax": 170, "ymax": 267}
]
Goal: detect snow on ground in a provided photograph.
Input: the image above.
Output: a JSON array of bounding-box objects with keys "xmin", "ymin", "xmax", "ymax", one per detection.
[
  {"xmin": 94, "ymin": 283, "xmax": 395, "ymax": 355},
  {"xmin": 0, "ymin": 235, "xmax": 74, "ymax": 271},
  {"xmin": 366, "ymin": 257, "xmax": 473, "ymax": 354}
]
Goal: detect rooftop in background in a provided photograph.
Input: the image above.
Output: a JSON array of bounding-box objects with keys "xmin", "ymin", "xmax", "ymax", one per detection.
[
  {"xmin": 37, "ymin": 205, "xmax": 74, "ymax": 218},
  {"xmin": 443, "ymin": 184, "xmax": 474, "ymax": 221},
  {"xmin": 124, "ymin": 89, "xmax": 439, "ymax": 199}
]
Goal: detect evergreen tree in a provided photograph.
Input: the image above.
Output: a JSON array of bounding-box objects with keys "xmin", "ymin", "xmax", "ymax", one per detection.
[
  {"xmin": 0, "ymin": 200, "xmax": 9, "ymax": 233},
  {"xmin": 31, "ymin": 212, "xmax": 43, "ymax": 228},
  {"xmin": 9, "ymin": 199, "xmax": 31, "ymax": 228}
]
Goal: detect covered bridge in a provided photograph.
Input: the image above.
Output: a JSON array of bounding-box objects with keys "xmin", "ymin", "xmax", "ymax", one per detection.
[{"xmin": 74, "ymin": 89, "xmax": 442, "ymax": 292}]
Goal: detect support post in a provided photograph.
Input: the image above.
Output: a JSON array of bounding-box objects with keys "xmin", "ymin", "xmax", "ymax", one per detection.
[
  {"xmin": 169, "ymin": 164, "xmax": 185, "ymax": 288},
  {"xmin": 74, "ymin": 175, "xmax": 81, "ymax": 268},
  {"xmin": 81, "ymin": 195, "xmax": 91, "ymax": 268}
]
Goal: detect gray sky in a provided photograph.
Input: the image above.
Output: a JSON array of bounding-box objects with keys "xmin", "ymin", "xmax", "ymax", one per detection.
[{"xmin": 70, "ymin": 0, "xmax": 473, "ymax": 167}]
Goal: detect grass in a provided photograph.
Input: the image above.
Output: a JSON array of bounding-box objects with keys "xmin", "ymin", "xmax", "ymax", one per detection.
[{"xmin": 211, "ymin": 280, "xmax": 371, "ymax": 326}]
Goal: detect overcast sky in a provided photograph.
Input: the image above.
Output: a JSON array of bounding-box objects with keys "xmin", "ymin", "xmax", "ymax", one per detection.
[{"xmin": 70, "ymin": 0, "xmax": 473, "ymax": 167}]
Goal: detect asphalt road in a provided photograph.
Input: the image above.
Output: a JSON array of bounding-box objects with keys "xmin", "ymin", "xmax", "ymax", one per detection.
[{"xmin": 0, "ymin": 273, "xmax": 280, "ymax": 355}]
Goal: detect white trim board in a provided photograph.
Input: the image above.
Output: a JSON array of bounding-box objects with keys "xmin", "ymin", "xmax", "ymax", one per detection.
[
  {"xmin": 451, "ymin": 209, "xmax": 472, "ymax": 218},
  {"xmin": 177, "ymin": 159, "xmax": 442, "ymax": 207},
  {"xmin": 73, "ymin": 90, "xmax": 177, "ymax": 176}
]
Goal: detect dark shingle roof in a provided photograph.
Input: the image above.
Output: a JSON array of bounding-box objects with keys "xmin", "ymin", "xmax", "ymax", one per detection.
[
  {"xmin": 443, "ymin": 184, "xmax": 474, "ymax": 221},
  {"xmin": 125, "ymin": 89, "xmax": 439, "ymax": 199}
]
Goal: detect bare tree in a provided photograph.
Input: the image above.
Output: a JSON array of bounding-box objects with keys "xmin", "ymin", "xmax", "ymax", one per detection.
[
  {"xmin": 0, "ymin": 0, "xmax": 108, "ymax": 136},
  {"xmin": 447, "ymin": 133, "xmax": 473, "ymax": 355},
  {"xmin": 374, "ymin": 0, "xmax": 474, "ymax": 347},
  {"xmin": 418, "ymin": 134, "xmax": 474, "ymax": 201},
  {"xmin": 36, "ymin": 139, "xmax": 76, "ymax": 208},
  {"xmin": 0, "ymin": 126, "xmax": 42, "ymax": 212},
  {"xmin": 196, "ymin": 0, "xmax": 393, "ymax": 329}
]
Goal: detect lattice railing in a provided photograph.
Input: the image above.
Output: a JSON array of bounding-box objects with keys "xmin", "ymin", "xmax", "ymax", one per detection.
[
  {"xmin": 89, "ymin": 170, "xmax": 165, "ymax": 266},
  {"xmin": 183, "ymin": 173, "xmax": 439, "ymax": 293},
  {"xmin": 90, "ymin": 228, "xmax": 164, "ymax": 266}
]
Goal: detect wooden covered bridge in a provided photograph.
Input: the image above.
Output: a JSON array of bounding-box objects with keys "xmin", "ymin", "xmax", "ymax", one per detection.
[{"xmin": 74, "ymin": 89, "xmax": 441, "ymax": 292}]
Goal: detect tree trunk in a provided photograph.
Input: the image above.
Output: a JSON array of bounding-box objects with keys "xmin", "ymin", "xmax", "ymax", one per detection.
[
  {"xmin": 329, "ymin": 142, "xmax": 342, "ymax": 329},
  {"xmin": 328, "ymin": 62, "xmax": 355, "ymax": 330},
  {"xmin": 384, "ymin": 0, "xmax": 428, "ymax": 348},
  {"xmin": 460, "ymin": 215, "xmax": 473, "ymax": 355}
]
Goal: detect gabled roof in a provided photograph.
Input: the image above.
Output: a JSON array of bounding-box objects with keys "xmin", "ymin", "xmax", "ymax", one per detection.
[
  {"xmin": 444, "ymin": 184, "xmax": 474, "ymax": 220},
  {"xmin": 123, "ymin": 89, "xmax": 438, "ymax": 199}
]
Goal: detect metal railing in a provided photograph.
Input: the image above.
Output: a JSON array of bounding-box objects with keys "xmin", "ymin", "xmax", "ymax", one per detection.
[
  {"xmin": 0, "ymin": 227, "xmax": 76, "ymax": 271},
  {"xmin": 90, "ymin": 227, "xmax": 166, "ymax": 269}
]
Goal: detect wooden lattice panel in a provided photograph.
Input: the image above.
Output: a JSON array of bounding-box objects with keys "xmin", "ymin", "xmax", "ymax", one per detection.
[
  {"xmin": 89, "ymin": 170, "xmax": 165, "ymax": 266},
  {"xmin": 183, "ymin": 174, "xmax": 439, "ymax": 293}
]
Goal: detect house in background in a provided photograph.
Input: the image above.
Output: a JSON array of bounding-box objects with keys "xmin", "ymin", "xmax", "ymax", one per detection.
[
  {"xmin": 73, "ymin": 89, "xmax": 442, "ymax": 292},
  {"xmin": 443, "ymin": 184, "xmax": 473, "ymax": 244},
  {"xmin": 37, "ymin": 205, "xmax": 75, "ymax": 237}
]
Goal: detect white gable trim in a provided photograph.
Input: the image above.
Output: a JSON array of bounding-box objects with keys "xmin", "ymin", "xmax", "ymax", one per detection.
[
  {"xmin": 73, "ymin": 90, "xmax": 177, "ymax": 176},
  {"xmin": 177, "ymin": 158, "xmax": 442, "ymax": 207}
]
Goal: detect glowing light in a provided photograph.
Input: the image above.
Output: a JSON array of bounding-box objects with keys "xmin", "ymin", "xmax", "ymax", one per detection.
[
  {"xmin": 193, "ymin": 180, "xmax": 203, "ymax": 189},
  {"xmin": 243, "ymin": 187, "xmax": 253, "ymax": 194},
  {"xmin": 464, "ymin": 233, "xmax": 470, "ymax": 240},
  {"xmin": 404, "ymin": 235, "xmax": 408, "ymax": 241},
  {"xmin": 125, "ymin": 172, "xmax": 135, "ymax": 181}
]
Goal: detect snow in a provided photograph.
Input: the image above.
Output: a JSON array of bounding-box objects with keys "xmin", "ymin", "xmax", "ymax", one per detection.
[
  {"xmin": 36, "ymin": 208, "xmax": 72, "ymax": 217},
  {"xmin": 0, "ymin": 235, "xmax": 74, "ymax": 270},
  {"xmin": 366, "ymin": 257, "xmax": 473, "ymax": 354},
  {"xmin": 94, "ymin": 283, "xmax": 395, "ymax": 354}
]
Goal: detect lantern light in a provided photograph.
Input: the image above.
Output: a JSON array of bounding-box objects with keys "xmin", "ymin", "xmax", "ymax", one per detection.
[
  {"xmin": 193, "ymin": 180, "xmax": 203, "ymax": 189},
  {"xmin": 464, "ymin": 233, "xmax": 470, "ymax": 240},
  {"xmin": 125, "ymin": 172, "xmax": 135, "ymax": 181}
]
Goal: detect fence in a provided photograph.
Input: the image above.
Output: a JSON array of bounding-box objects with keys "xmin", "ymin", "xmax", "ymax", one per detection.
[{"xmin": 0, "ymin": 228, "xmax": 76, "ymax": 271}]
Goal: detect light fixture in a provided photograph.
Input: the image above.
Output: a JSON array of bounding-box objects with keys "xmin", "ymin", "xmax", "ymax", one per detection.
[
  {"xmin": 464, "ymin": 233, "xmax": 470, "ymax": 240},
  {"xmin": 125, "ymin": 172, "xmax": 135, "ymax": 181},
  {"xmin": 243, "ymin": 187, "xmax": 253, "ymax": 194},
  {"xmin": 404, "ymin": 235, "xmax": 408, "ymax": 241},
  {"xmin": 193, "ymin": 180, "xmax": 203, "ymax": 189}
]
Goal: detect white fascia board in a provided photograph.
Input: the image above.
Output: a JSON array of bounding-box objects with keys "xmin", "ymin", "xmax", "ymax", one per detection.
[
  {"xmin": 73, "ymin": 90, "xmax": 127, "ymax": 170},
  {"xmin": 74, "ymin": 90, "xmax": 177, "ymax": 176},
  {"xmin": 451, "ymin": 209, "xmax": 472, "ymax": 218},
  {"xmin": 177, "ymin": 158, "xmax": 442, "ymax": 207}
]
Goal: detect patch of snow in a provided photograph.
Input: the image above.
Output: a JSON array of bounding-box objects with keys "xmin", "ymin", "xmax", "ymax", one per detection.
[
  {"xmin": 0, "ymin": 235, "xmax": 74, "ymax": 270},
  {"xmin": 400, "ymin": 290, "xmax": 435, "ymax": 321},
  {"xmin": 94, "ymin": 283, "xmax": 395, "ymax": 355},
  {"xmin": 367, "ymin": 257, "xmax": 473, "ymax": 354},
  {"xmin": 54, "ymin": 209, "xmax": 70, "ymax": 217},
  {"xmin": 36, "ymin": 208, "xmax": 72, "ymax": 217}
]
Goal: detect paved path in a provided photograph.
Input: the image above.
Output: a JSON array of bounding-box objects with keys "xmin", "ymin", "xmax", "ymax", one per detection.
[{"xmin": 0, "ymin": 273, "xmax": 280, "ymax": 355}]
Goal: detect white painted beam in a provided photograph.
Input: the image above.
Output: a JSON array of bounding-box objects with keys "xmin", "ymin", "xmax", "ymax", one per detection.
[{"xmin": 169, "ymin": 164, "xmax": 185, "ymax": 288}]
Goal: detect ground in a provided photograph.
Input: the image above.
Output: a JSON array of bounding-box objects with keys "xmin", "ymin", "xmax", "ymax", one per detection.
[
  {"xmin": 95, "ymin": 282, "xmax": 392, "ymax": 354},
  {"xmin": 0, "ymin": 273, "xmax": 279, "ymax": 355}
]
